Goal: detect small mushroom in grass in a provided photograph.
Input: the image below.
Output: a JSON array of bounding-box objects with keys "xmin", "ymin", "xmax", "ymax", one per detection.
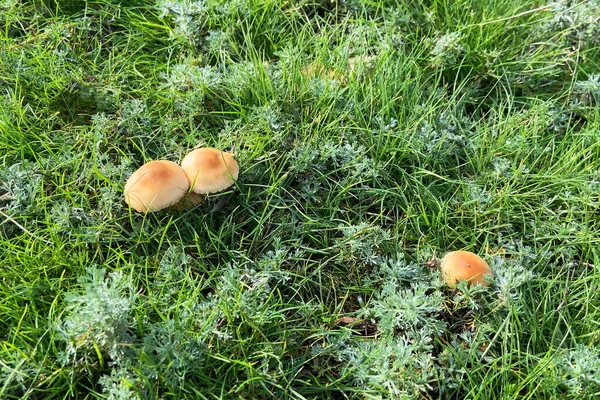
[
  {"xmin": 124, "ymin": 160, "xmax": 189, "ymax": 213},
  {"xmin": 440, "ymin": 250, "xmax": 493, "ymax": 288},
  {"xmin": 300, "ymin": 56, "xmax": 377, "ymax": 84},
  {"xmin": 181, "ymin": 147, "xmax": 239, "ymax": 194},
  {"xmin": 300, "ymin": 62, "xmax": 346, "ymax": 83}
]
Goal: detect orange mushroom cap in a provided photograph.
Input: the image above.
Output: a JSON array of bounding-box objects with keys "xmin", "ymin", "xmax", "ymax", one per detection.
[
  {"xmin": 124, "ymin": 160, "xmax": 189, "ymax": 212},
  {"xmin": 440, "ymin": 250, "xmax": 493, "ymax": 287},
  {"xmin": 181, "ymin": 148, "xmax": 239, "ymax": 194}
]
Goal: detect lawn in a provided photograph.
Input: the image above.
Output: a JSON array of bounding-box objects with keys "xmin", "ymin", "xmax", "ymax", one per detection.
[{"xmin": 1, "ymin": 0, "xmax": 599, "ymax": 398}]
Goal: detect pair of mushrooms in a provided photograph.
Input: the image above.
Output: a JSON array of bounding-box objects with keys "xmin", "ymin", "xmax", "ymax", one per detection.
[{"xmin": 124, "ymin": 147, "xmax": 239, "ymax": 213}]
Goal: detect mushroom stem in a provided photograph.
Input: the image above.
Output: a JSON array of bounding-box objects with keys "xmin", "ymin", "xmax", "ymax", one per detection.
[
  {"xmin": 210, "ymin": 194, "xmax": 230, "ymax": 212},
  {"xmin": 172, "ymin": 191, "xmax": 206, "ymax": 212}
]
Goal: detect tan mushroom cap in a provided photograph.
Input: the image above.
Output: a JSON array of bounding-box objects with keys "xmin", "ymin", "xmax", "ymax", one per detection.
[
  {"xmin": 124, "ymin": 160, "xmax": 190, "ymax": 212},
  {"xmin": 440, "ymin": 250, "xmax": 493, "ymax": 287},
  {"xmin": 181, "ymin": 147, "xmax": 239, "ymax": 194}
]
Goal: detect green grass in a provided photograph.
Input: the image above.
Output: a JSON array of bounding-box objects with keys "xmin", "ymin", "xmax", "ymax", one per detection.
[{"xmin": 1, "ymin": 0, "xmax": 599, "ymax": 398}]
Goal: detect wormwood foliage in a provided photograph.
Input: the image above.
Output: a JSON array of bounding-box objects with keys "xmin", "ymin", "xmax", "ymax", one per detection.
[
  {"xmin": 1, "ymin": 0, "xmax": 599, "ymax": 399},
  {"xmin": 58, "ymin": 267, "xmax": 137, "ymax": 366}
]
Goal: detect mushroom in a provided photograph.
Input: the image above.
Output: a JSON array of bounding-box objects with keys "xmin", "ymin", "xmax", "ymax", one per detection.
[
  {"xmin": 440, "ymin": 250, "xmax": 493, "ymax": 287},
  {"xmin": 180, "ymin": 191, "xmax": 206, "ymax": 208},
  {"xmin": 124, "ymin": 160, "xmax": 190, "ymax": 213},
  {"xmin": 171, "ymin": 191, "xmax": 205, "ymax": 212},
  {"xmin": 300, "ymin": 62, "xmax": 346, "ymax": 83},
  {"xmin": 181, "ymin": 147, "xmax": 239, "ymax": 194}
]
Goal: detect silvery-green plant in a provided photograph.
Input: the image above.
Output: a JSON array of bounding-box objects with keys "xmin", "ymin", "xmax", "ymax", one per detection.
[
  {"xmin": 287, "ymin": 137, "xmax": 381, "ymax": 194},
  {"xmin": 57, "ymin": 267, "xmax": 137, "ymax": 366},
  {"xmin": 48, "ymin": 201, "xmax": 91, "ymax": 238},
  {"xmin": 336, "ymin": 222, "xmax": 391, "ymax": 266},
  {"xmin": 338, "ymin": 335, "xmax": 439, "ymax": 398},
  {"xmin": 452, "ymin": 179, "xmax": 494, "ymax": 209},
  {"xmin": 220, "ymin": 61, "xmax": 256, "ymax": 99},
  {"xmin": 162, "ymin": 59, "xmax": 221, "ymax": 93},
  {"xmin": 204, "ymin": 29, "xmax": 232, "ymax": 55},
  {"xmin": 329, "ymin": 251, "xmax": 447, "ymax": 397},
  {"xmin": 469, "ymin": 247, "xmax": 535, "ymax": 311},
  {"xmin": 159, "ymin": 245, "xmax": 192, "ymax": 276},
  {"xmin": 0, "ymin": 350, "xmax": 36, "ymax": 396},
  {"xmin": 369, "ymin": 253, "xmax": 422, "ymax": 284},
  {"xmin": 410, "ymin": 111, "xmax": 469, "ymax": 163},
  {"xmin": 97, "ymin": 186, "xmax": 121, "ymax": 218},
  {"xmin": 118, "ymin": 99, "xmax": 151, "ymax": 135},
  {"xmin": 573, "ymin": 74, "xmax": 600, "ymax": 106},
  {"xmin": 430, "ymin": 32, "xmax": 466, "ymax": 68},
  {"xmin": 543, "ymin": 1, "xmax": 600, "ymax": 48},
  {"xmin": 0, "ymin": 162, "xmax": 42, "ymax": 213},
  {"xmin": 156, "ymin": 0, "xmax": 207, "ymax": 45},
  {"xmin": 207, "ymin": 261, "xmax": 291, "ymax": 333},
  {"xmin": 547, "ymin": 107, "xmax": 570, "ymax": 133},
  {"xmin": 149, "ymin": 245, "xmax": 193, "ymax": 308},
  {"xmin": 257, "ymin": 238, "xmax": 292, "ymax": 272},
  {"xmin": 140, "ymin": 319, "xmax": 206, "ymax": 384},
  {"xmin": 436, "ymin": 329, "xmax": 494, "ymax": 392},
  {"xmin": 491, "ymin": 156, "xmax": 514, "ymax": 178},
  {"xmin": 362, "ymin": 281, "xmax": 445, "ymax": 337},
  {"xmin": 308, "ymin": 75, "xmax": 344, "ymax": 99},
  {"xmin": 0, "ymin": 0, "xmax": 17, "ymax": 9},
  {"xmin": 553, "ymin": 344, "xmax": 600, "ymax": 396},
  {"xmin": 248, "ymin": 101, "xmax": 284, "ymax": 134},
  {"xmin": 98, "ymin": 367, "xmax": 144, "ymax": 400},
  {"xmin": 287, "ymin": 142, "xmax": 323, "ymax": 174}
]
